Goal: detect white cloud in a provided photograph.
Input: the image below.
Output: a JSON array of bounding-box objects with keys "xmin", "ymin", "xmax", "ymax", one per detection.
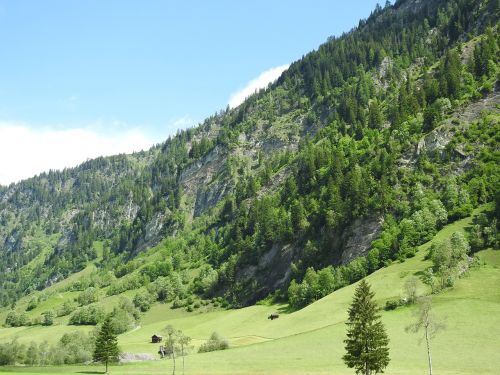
[
  {"xmin": 0, "ymin": 122, "xmax": 155, "ymax": 185},
  {"xmin": 228, "ymin": 64, "xmax": 289, "ymax": 108}
]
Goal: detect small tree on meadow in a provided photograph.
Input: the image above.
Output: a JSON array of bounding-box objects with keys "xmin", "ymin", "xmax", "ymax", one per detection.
[
  {"xmin": 343, "ymin": 280, "xmax": 390, "ymax": 375},
  {"xmin": 178, "ymin": 332, "xmax": 192, "ymax": 375},
  {"xmin": 405, "ymin": 297, "xmax": 445, "ymax": 375},
  {"xmin": 164, "ymin": 325, "xmax": 177, "ymax": 375},
  {"xmin": 93, "ymin": 316, "xmax": 119, "ymax": 373},
  {"xmin": 403, "ymin": 277, "xmax": 419, "ymax": 304}
]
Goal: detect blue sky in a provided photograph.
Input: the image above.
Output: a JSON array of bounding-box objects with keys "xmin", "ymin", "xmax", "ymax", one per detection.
[{"xmin": 0, "ymin": 0, "xmax": 383, "ymax": 184}]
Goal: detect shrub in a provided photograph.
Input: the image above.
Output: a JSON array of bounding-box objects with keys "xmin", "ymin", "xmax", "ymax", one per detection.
[
  {"xmin": 57, "ymin": 300, "xmax": 77, "ymax": 317},
  {"xmin": 42, "ymin": 310, "xmax": 55, "ymax": 326},
  {"xmin": 77, "ymin": 287, "xmax": 100, "ymax": 306},
  {"xmin": 0, "ymin": 339, "xmax": 25, "ymax": 365},
  {"xmin": 109, "ymin": 308, "xmax": 135, "ymax": 334},
  {"xmin": 59, "ymin": 331, "xmax": 95, "ymax": 364},
  {"xmin": 198, "ymin": 332, "xmax": 229, "ymax": 353},
  {"xmin": 147, "ymin": 273, "xmax": 187, "ymax": 302},
  {"xmin": 26, "ymin": 297, "xmax": 38, "ymax": 311},
  {"xmin": 69, "ymin": 305, "xmax": 105, "ymax": 325},
  {"xmin": 133, "ymin": 291, "xmax": 154, "ymax": 312},
  {"xmin": 106, "ymin": 274, "xmax": 145, "ymax": 296},
  {"xmin": 172, "ymin": 297, "xmax": 185, "ymax": 309},
  {"xmin": 4, "ymin": 310, "xmax": 29, "ymax": 327},
  {"xmin": 194, "ymin": 265, "xmax": 219, "ymax": 295},
  {"xmin": 384, "ymin": 300, "xmax": 399, "ymax": 311}
]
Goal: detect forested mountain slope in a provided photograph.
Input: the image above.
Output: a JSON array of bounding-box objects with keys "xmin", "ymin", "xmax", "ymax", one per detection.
[{"xmin": 0, "ymin": 0, "xmax": 498, "ymax": 311}]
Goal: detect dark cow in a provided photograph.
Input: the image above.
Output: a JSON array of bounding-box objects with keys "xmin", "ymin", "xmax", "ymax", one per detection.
[{"xmin": 268, "ymin": 313, "xmax": 279, "ymax": 320}]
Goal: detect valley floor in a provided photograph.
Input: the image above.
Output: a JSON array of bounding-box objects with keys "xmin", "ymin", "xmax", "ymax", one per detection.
[{"xmin": 1, "ymin": 215, "xmax": 500, "ymax": 374}]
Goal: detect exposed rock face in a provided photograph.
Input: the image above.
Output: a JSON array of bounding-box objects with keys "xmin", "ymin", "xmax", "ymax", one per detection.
[
  {"xmin": 235, "ymin": 242, "xmax": 296, "ymax": 304},
  {"xmin": 400, "ymin": 91, "xmax": 500, "ymax": 166},
  {"xmin": 233, "ymin": 214, "xmax": 384, "ymax": 306},
  {"xmin": 180, "ymin": 145, "xmax": 227, "ymax": 213},
  {"xmin": 417, "ymin": 92, "xmax": 500, "ymax": 157},
  {"xmin": 341, "ymin": 215, "xmax": 384, "ymax": 264},
  {"xmin": 416, "ymin": 126, "xmax": 455, "ymax": 157}
]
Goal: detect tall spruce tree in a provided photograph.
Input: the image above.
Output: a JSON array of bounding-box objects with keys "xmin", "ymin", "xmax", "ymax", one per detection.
[
  {"xmin": 93, "ymin": 316, "xmax": 119, "ymax": 373},
  {"xmin": 343, "ymin": 280, "xmax": 390, "ymax": 375}
]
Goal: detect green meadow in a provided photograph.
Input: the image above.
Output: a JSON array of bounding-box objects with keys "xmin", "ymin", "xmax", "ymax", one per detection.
[{"xmin": 1, "ymin": 214, "xmax": 499, "ymax": 375}]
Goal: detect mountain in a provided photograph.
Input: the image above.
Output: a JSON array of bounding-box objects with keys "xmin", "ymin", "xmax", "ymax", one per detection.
[{"xmin": 0, "ymin": 0, "xmax": 498, "ymax": 315}]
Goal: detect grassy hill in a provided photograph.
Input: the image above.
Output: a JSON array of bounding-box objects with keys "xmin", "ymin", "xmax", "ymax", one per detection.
[{"xmin": 1, "ymin": 212, "xmax": 499, "ymax": 374}]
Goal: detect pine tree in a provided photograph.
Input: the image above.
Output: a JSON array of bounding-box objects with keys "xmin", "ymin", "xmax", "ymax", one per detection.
[
  {"xmin": 343, "ymin": 280, "xmax": 390, "ymax": 375},
  {"xmin": 93, "ymin": 316, "xmax": 119, "ymax": 373}
]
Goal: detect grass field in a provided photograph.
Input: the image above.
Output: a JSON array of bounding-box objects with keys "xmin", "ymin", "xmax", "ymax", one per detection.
[{"xmin": 1, "ymin": 213, "xmax": 499, "ymax": 374}]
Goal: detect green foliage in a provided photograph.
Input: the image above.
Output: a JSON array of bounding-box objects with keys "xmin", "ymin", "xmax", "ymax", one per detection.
[
  {"xmin": 69, "ymin": 304, "xmax": 105, "ymax": 325},
  {"xmin": 57, "ymin": 300, "xmax": 77, "ymax": 317},
  {"xmin": 193, "ymin": 265, "xmax": 219, "ymax": 295},
  {"xmin": 4, "ymin": 310, "xmax": 30, "ymax": 327},
  {"xmin": 198, "ymin": 332, "xmax": 229, "ymax": 353},
  {"xmin": 77, "ymin": 286, "xmax": 100, "ymax": 306},
  {"xmin": 133, "ymin": 290, "xmax": 154, "ymax": 312},
  {"xmin": 0, "ymin": 340, "xmax": 26, "ymax": 365},
  {"xmin": 468, "ymin": 210, "xmax": 499, "ymax": 251},
  {"xmin": 426, "ymin": 232, "xmax": 471, "ymax": 291},
  {"xmin": 147, "ymin": 272, "xmax": 186, "ymax": 302},
  {"xmin": 0, "ymin": 0, "xmax": 497, "ymax": 314},
  {"xmin": 384, "ymin": 299, "xmax": 400, "ymax": 311},
  {"xmin": 106, "ymin": 273, "xmax": 145, "ymax": 296},
  {"xmin": 59, "ymin": 331, "xmax": 96, "ymax": 364},
  {"xmin": 93, "ymin": 316, "xmax": 120, "ymax": 373},
  {"xmin": 26, "ymin": 297, "xmax": 38, "ymax": 311},
  {"xmin": 41, "ymin": 310, "xmax": 55, "ymax": 326},
  {"xmin": 108, "ymin": 296, "xmax": 140, "ymax": 334},
  {"xmin": 343, "ymin": 280, "xmax": 390, "ymax": 374}
]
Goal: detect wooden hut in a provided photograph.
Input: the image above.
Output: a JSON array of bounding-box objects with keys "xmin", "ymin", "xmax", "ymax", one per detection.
[{"xmin": 151, "ymin": 334, "xmax": 163, "ymax": 343}]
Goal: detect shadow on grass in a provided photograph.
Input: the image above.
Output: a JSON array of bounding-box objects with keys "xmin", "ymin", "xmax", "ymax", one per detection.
[{"xmin": 277, "ymin": 304, "xmax": 297, "ymax": 314}]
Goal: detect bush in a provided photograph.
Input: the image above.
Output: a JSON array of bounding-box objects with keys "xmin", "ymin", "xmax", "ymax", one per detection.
[
  {"xmin": 147, "ymin": 273, "xmax": 186, "ymax": 302},
  {"xmin": 106, "ymin": 274, "xmax": 145, "ymax": 296},
  {"xmin": 133, "ymin": 291, "xmax": 154, "ymax": 312},
  {"xmin": 0, "ymin": 339, "xmax": 25, "ymax": 365},
  {"xmin": 384, "ymin": 300, "xmax": 399, "ymax": 311},
  {"xmin": 77, "ymin": 287, "xmax": 100, "ymax": 306},
  {"xmin": 4, "ymin": 310, "xmax": 29, "ymax": 327},
  {"xmin": 26, "ymin": 297, "xmax": 38, "ymax": 311},
  {"xmin": 0, "ymin": 333, "xmax": 95, "ymax": 366},
  {"xmin": 57, "ymin": 300, "xmax": 77, "ymax": 317},
  {"xmin": 171, "ymin": 297, "xmax": 185, "ymax": 309},
  {"xmin": 193, "ymin": 265, "xmax": 219, "ymax": 295},
  {"xmin": 109, "ymin": 308, "xmax": 135, "ymax": 334},
  {"xmin": 198, "ymin": 332, "xmax": 229, "ymax": 353},
  {"xmin": 108, "ymin": 296, "xmax": 140, "ymax": 334},
  {"xmin": 59, "ymin": 331, "xmax": 95, "ymax": 364},
  {"xmin": 69, "ymin": 305, "xmax": 105, "ymax": 325},
  {"xmin": 42, "ymin": 310, "xmax": 55, "ymax": 326}
]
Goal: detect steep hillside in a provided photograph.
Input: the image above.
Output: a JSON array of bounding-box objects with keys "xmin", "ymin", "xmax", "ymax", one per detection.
[{"xmin": 1, "ymin": 0, "xmax": 499, "ymax": 315}]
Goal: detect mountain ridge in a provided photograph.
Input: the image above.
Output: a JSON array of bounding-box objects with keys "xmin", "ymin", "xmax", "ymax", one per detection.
[{"xmin": 0, "ymin": 0, "xmax": 498, "ymax": 310}]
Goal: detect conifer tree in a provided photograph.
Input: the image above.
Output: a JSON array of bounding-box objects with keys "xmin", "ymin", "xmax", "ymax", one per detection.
[
  {"xmin": 343, "ymin": 280, "xmax": 390, "ymax": 375},
  {"xmin": 93, "ymin": 316, "xmax": 119, "ymax": 373}
]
